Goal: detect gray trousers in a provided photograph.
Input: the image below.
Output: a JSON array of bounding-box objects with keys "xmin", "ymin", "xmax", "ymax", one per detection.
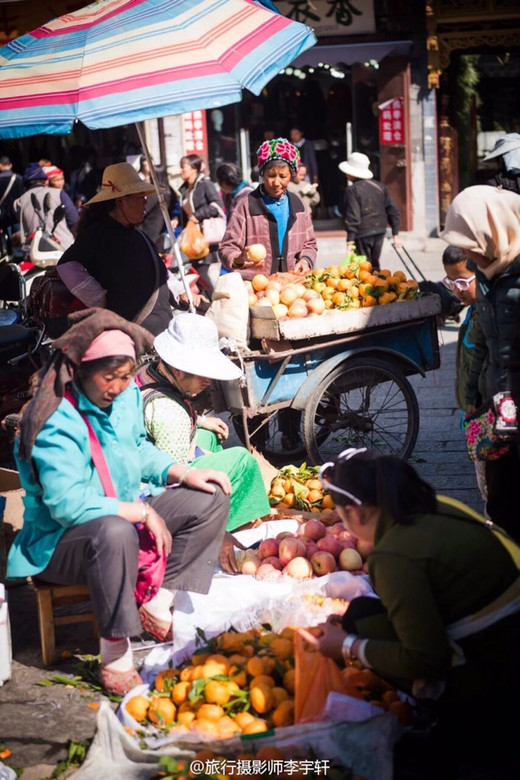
[{"xmin": 38, "ymin": 485, "xmax": 229, "ymax": 638}]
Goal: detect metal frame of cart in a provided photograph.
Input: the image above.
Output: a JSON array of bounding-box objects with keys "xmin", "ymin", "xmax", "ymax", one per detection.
[{"xmin": 211, "ymin": 295, "xmax": 442, "ymax": 466}]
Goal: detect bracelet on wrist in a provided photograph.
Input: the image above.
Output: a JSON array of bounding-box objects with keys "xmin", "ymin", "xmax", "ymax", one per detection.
[
  {"xmin": 141, "ymin": 502, "xmax": 150, "ymax": 525},
  {"xmin": 178, "ymin": 465, "xmax": 192, "ymax": 486},
  {"xmin": 341, "ymin": 633, "xmax": 357, "ymax": 663}
]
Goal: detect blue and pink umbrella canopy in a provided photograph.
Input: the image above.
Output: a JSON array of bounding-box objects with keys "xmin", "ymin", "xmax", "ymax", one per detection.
[{"xmin": 0, "ymin": 0, "xmax": 316, "ymax": 138}]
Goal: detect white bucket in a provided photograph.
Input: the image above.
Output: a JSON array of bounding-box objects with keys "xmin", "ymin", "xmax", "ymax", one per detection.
[{"xmin": 0, "ymin": 583, "xmax": 12, "ymax": 685}]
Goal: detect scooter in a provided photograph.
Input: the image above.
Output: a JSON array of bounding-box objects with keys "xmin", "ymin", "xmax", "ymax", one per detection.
[
  {"xmin": 19, "ymin": 196, "xmax": 67, "ymax": 295},
  {"xmin": 0, "ymin": 260, "xmax": 50, "ymax": 467}
]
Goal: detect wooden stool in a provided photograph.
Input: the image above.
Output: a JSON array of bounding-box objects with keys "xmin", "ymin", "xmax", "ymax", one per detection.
[{"xmin": 32, "ymin": 581, "xmax": 98, "ymax": 665}]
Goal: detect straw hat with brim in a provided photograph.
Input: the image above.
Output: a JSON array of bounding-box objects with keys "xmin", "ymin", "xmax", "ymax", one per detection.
[
  {"xmin": 154, "ymin": 313, "xmax": 242, "ymax": 381},
  {"xmin": 85, "ymin": 162, "xmax": 156, "ymax": 205},
  {"xmin": 338, "ymin": 152, "xmax": 373, "ymax": 180},
  {"xmin": 483, "ymin": 133, "xmax": 520, "ymax": 161}
]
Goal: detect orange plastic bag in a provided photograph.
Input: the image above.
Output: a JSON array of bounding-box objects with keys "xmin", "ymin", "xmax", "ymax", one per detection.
[
  {"xmin": 294, "ymin": 629, "xmax": 347, "ymax": 723},
  {"xmin": 180, "ymin": 221, "xmax": 209, "ymax": 260}
]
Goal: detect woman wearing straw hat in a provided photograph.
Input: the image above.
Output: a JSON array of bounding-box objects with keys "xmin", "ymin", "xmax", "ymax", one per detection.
[
  {"xmin": 57, "ymin": 162, "xmax": 173, "ymax": 336},
  {"xmin": 339, "ymin": 152, "xmax": 401, "ymax": 272},
  {"xmin": 7, "ymin": 308, "xmax": 230, "ymax": 696},
  {"xmin": 136, "ymin": 313, "xmax": 271, "ymax": 569}
]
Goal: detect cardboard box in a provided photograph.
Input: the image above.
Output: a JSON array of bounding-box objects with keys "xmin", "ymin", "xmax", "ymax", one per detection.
[
  {"xmin": 0, "ymin": 467, "xmax": 24, "ymax": 531},
  {"xmin": 1, "ymin": 467, "xmax": 24, "ymax": 582}
]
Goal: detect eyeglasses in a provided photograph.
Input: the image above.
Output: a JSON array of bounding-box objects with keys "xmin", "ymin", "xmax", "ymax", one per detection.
[
  {"xmin": 442, "ymin": 275, "xmax": 475, "ymax": 292},
  {"xmin": 318, "ymin": 447, "xmax": 367, "ymax": 506}
]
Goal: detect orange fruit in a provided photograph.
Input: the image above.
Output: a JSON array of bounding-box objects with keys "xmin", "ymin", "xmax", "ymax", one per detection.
[
  {"xmin": 202, "ymin": 654, "xmax": 230, "ymax": 677},
  {"xmin": 337, "ymin": 277, "xmax": 353, "ymax": 291},
  {"xmin": 326, "ymin": 276, "xmax": 339, "ymax": 289},
  {"xmin": 348, "ymin": 285, "xmax": 360, "ymax": 299},
  {"xmin": 154, "ymin": 668, "xmax": 178, "ymax": 692},
  {"xmin": 190, "ymin": 718, "xmax": 219, "ymax": 736},
  {"xmin": 358, "ymin": 259, "xmax": 373, "ymax": 272},
  {"xmin": 255, "ymin": 745, "xmax": 285, "ymax": 761},
  {"xmin": 246, "ymin": 655, "xmax": 266, "ymax": 677},
  {"xmin": 271, "ymin": 699, "xmax": 295, "ymax": 727},
  {"xmin": 191, "ymin": 651, "xmax": 211, "ymax": 665},
  {"xmin": 321, "ymin": 493, "xmax": 335, "ymax": 510},
  {"xmin": 271, "ymin": 686, "xmax": 290, "ymax": 707},
  {"xmin": 362, "ymin": 295, "xmax": 377, "ymax": 307},
  {"xmin": 125, "ymin": 694, "xmax": 150, "ymax": 722},
  {"xmin": 229, "ymin": 664, "xmax": 247, "ymax": 687},
  {"xmin": 331, "ymin": 291, "xmax": 346, "ymax": 306},
  {"xmin": 197, "ymin": 703, "xmax": 225, "ymax": 722},
  {"xmin": 282, "ymin": 492, "xmax": 296, "ymax": 507},
  {"xmin": 249, "ymin": 674, "xmax": 275, "ymax": 690},
  {"xmin": 378, "ymin": 268, "xmax": 391, "ymax": 278},
  {"xmin": 349, "ymin": 298, "xmax": 362, "ymax": 309},
  {"xmin": 234, "ymin": 710, "xmax": 256, "ymax": 730},
  {"xmin": 269, "ymin": 637, "xmax": 293, "ymax": 661},
  {"xmin": 283, "ymin": 668, "xmax": 296, "ymax": 694},
  {"xmin": 307, "ymin": 489, "xmax": 323, "ymax": 504},
  {"xmin": 242, "ymin": 718, "xmax": 269, "ymax": 735},
  {"xmin": 204, "ymin": 680, "xmax": 231, "ymax": 706},
  {"xmin": 250, "ymin": 683, "xmax": 274, "ymax": 714},
  {"xmin": 177, "ymin": 704, "xmax": 197, "ymax": 727},
  {"xmin": 216, "ymin": 714, "xmax": 241, "ymax": 737},
  {"xmin": 147, "ymin": 695, "xmax": 176, "ymax": 726},
  {"xmin": 171, "ymin": 680, "xmax": 192, "ymax": 706}
]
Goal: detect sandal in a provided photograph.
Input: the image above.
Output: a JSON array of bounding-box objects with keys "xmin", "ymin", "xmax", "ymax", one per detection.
[
  {"xmin": 99, "ymin": 665, "xmax": 143, "ymax": 696},
  {"xmin": 138, "ymin": 604, "xmax": 173, "ymax": 643}
]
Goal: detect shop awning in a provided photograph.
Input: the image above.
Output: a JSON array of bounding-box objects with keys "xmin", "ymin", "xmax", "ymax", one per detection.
[{"xmin": 291, "ymin": 39, "xmax": 412, "ymax": 67}]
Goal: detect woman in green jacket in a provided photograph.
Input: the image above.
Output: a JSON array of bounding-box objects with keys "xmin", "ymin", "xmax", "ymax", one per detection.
[{"xmin": 302, "ymin": 448, "xmax": 520, "ymax": 777}]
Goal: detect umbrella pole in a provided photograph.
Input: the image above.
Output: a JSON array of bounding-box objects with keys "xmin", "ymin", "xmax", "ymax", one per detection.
[{"xmin": 135, "ymin": 122, "xmax": 195, "ymax": 313}]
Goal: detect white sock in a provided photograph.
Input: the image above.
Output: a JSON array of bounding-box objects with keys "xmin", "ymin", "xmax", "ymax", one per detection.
[
  {"xmin": 142, "ymin": 588, "xmax": 176, "ymax": 622},
  {"xmin": 100, "ymin": 637, "xmax": 133, "ymax": 671}
]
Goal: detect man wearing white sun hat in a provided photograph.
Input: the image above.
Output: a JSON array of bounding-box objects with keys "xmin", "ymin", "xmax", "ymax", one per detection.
[{"xmin": 339, "ymin": 152, "xmax": 401, "ymax": 271}]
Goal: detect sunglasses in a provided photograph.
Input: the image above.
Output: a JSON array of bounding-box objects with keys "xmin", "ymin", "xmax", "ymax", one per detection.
[
  {"xmin": 442, "ymin": 275, "xmax": 475, "ymax": 292},
  {"xmin": 318, "ymin": 447, "xmax": 367, "ymax": 506}
]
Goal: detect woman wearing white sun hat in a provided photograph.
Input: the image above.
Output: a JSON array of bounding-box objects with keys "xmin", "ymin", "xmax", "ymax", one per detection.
[
  {"xmin": 135, "ymin": 312, "xmax": 271, "ymax": 572},
  {"xmin": 339, "ymin": 152, "xmax": 401, "ymax": 271}
]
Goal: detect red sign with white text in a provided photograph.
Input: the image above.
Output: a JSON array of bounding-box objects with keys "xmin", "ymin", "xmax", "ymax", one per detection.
[
  {"xmin": 182, "ymin": 110, "xmax": 208, "ymax": 156},
  {"xmin": 379, "ymin": 97, "xmax": 405, "ymax": 146}
]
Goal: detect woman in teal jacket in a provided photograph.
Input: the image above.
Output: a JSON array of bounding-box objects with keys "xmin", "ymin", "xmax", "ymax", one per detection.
[
  {"xmin": 302, "ymin": 448, "xmax": 520, "ymax": 777},
  {"xmin": 8, "ymin": 308, "xmax": 230, "ymax": 696}
]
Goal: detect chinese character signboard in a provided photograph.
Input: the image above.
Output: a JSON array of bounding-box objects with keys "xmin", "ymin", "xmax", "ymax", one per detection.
[
  {"xmin": 378, "ymin": 97, "xmax": 405, "ymax": 146},
  {"xmin": 182, "ymin": 110, "xmax": 208, "ymax": 156},
  {"xmin": 275, "ymin": 0, "xmax": 375, "ymax": 37}
]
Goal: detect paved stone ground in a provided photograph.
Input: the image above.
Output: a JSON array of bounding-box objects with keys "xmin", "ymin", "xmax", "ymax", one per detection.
[{"xmin": 0, "ymin": 231, "xmax": 485, "ymax": 778}]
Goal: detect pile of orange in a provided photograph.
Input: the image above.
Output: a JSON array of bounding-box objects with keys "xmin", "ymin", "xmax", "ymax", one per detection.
[
  {"xmin": 125, "ymin": 627, "xmax": 297, "ymax": 738},
  {"xmin": 268, "ymin": 464, "xmax": 334, "ymax": 512},
  {"xmin": 304, "ymin": 260, "xmax": 420, "ymax": 311}
]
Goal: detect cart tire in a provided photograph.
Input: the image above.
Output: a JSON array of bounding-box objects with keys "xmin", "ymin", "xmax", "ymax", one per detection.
[
  {"xmin": 302, "ymin": 357, "xmax": 419, "ymax": 464},
  {"xmin": 232, "ymin": 410, "xmax": 307, "ymax": 466}
]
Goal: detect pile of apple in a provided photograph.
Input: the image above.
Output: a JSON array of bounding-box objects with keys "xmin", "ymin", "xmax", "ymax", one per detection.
[{"xmin": 238, "ymin": 517, "xmax": 373, "ymax": 580}]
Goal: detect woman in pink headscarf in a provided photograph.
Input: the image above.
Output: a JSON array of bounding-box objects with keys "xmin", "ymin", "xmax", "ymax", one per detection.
[{"xmin": 7, "ymin": 308, "xmax": 230, "ymax": 696}]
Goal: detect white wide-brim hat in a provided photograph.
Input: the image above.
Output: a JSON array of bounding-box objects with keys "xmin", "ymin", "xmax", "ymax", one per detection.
[
  {"xmin": 483, "ymin": 133, "xmax": 520, "ymax": 161},
  {"xmin": 338, "ymin": 152, "xmax": 373, "ymax": 180},
  {"xmin": 86, "ymin": 162, "xmax": 156, "ymax": 205},
  {"xmin": 154, "ymin": 313, "xmax": 242, "ymax": 381}
]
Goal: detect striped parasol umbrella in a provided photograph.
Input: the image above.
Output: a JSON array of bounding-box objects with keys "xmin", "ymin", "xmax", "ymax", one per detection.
[
  {"xmin": 0, "ymin": 0, "xmax": 316, "ymax": 138},
  {"xmin": 0, "ymin": 0, "xmax": 316, "ymax": 309}
]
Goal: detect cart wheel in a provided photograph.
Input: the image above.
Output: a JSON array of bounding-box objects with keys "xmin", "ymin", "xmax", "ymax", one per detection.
[
  {"xmin": 232, "ymin": 410, "xmax": 308, "ymax": 466},
  {"xmin": 302, "ymin": 357, "xmax": 419, "ymax": 463}
]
